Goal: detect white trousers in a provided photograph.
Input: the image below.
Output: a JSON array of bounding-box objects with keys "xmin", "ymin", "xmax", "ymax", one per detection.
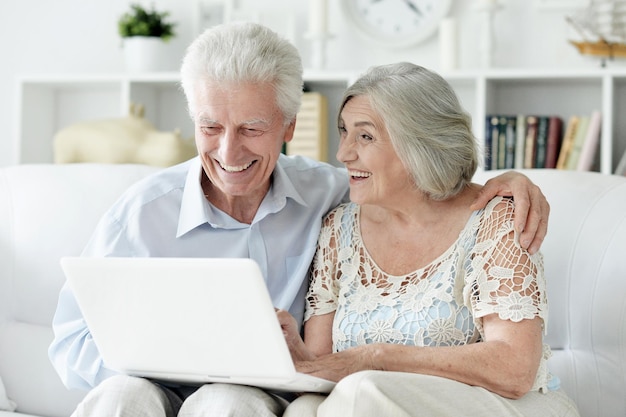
[
  {"xmin": 284, "ymin": 371, "xmax": 581, "ymax": 417},
  {"xmin": 72, "ymin": 375, "xmax": 287, "ymax": 417}
]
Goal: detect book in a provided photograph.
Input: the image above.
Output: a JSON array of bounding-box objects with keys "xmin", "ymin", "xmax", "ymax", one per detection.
[
  {"xmin": 497, "ymin": 115, "xmax": 508, "ymax": 169},
  {"xmin": 556, "ymin": 115, "xmax": 580, "ymax": 170},
  {"xmin": 484, "ymin": 115, "xmax": 493, "ymax": 170},
  {"xmin": 544, "ymin": 116, "xmax": 563, "ymax": 169},
  {"xmin": 576, "ymin": 110, "xmax": 602, "ymax": 171},
  {"xmin": 514, "ymin": 114, "xmax": 526, "ymax": 169},
  {"xmin": 286, "ymin": 92, "xmax": 328, "ymax": 161},
  {"xmin": 524, "ymin": 116, "xmax": 539, "ymax": 168},
  {"xmin": 534, "ymin": 116, "xmax": 550, "ymax": 168},
  {"xmin": 504, "ymin": 116, "xmax": 517, "ymax": 169},
  {"xmin": 566, "ymin": 115, "xmax": 590, "ymax": 170},
  {"xmin": 489, "ymin": 115, "xmax": 500, "ymax": 170}
]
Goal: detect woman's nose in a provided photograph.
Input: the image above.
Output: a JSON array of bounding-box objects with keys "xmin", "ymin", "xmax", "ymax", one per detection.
[{"xmin": 336, "ymin": 134, "xmax": 355, "ymax": 163}]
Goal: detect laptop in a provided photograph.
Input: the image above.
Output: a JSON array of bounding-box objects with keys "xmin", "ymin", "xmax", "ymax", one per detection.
[{"xmin": 59, "ymin": 256, "xmax": 335, "ymax": 393}]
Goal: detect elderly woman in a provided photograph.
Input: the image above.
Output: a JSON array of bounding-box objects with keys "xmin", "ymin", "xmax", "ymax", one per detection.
[{"xmin": 279, "ymin": 62, "xmax": 580, "ymax": 417}]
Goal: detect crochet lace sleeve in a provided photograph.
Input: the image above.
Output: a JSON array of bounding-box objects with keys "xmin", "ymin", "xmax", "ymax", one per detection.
[
  {"xmin": 465, "ymin": 197, "xmax": 548, "ymax": 330},
  {"xmin": 304, "ymin": 206, "xmax": 345, "ymax": 322}
]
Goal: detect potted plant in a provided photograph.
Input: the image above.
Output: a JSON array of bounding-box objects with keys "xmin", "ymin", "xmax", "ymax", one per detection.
[
  {"xmin": 118, "ymin": 3, "xmax": 177, "ymax": 72},
  {"xmin": 118, "ymin": 3, "xmax": 176, "ymax": 41}
]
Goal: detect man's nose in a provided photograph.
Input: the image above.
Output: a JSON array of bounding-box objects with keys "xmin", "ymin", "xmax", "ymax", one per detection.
[{"xmin": 219, "ymin": 129, "xmax": 241, "ymax": 161}]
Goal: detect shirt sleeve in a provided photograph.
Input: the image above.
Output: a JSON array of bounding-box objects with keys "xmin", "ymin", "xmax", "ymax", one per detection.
[
  {"xmin": 48, "ymin": 213, "xmax": 129, "ymax": 390},
  {"xmin": 48, "ymin": 282, "xmax": 118, "ymax": 390},
  {"xmin": 464, "ymin": 197, "xmax": 548, "ymax": 331}
]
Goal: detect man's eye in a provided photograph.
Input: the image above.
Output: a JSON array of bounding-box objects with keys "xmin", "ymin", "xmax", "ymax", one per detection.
[
  {"xmin": 243, "ymin": 128, "xmax": 263, "ymax": 136},
  {"xmin": 201, "ymin": 126, "xmax": 220, "ymax": 134}
]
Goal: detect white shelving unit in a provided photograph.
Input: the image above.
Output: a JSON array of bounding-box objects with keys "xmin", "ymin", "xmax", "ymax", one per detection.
[{"xmin": 15, "ymin": 68, "xmax": 626, "ymax": 173}]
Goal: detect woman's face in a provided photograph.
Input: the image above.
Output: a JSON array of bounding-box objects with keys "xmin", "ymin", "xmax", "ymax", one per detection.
[
  {"xmin": 336, "ymin": 95, "xmax": 414, "ymax": 206},
  {"xmin": 191, "ymin": 81, "xmax": 295, "ymax": 204}
]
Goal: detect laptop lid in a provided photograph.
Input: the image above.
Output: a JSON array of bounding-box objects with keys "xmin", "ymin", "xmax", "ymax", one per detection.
[{"xmin": 60, "ymin": 256, "xmax": 335, "ymax": 393}]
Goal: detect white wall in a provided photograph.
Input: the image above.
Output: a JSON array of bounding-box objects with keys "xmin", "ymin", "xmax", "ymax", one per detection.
[{"xmin": 1, "ymin": 0, "xmax": 620, "ymax": 167}]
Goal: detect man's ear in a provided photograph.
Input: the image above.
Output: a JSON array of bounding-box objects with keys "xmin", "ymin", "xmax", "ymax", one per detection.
[{"xmin": 283, "ymin": 119, "xmax": 296, "ymax": 143}]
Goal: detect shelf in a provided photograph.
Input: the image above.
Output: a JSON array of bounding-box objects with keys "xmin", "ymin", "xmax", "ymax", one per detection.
[{"xmin": 15, "ymin": 69, "xmax": 626, "ymax": 174}]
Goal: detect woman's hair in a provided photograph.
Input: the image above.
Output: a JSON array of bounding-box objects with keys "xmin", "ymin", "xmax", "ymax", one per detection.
[
  {"xmin": 180, "ymin": 22, "xmax": 303, "ymax": 124},
  {"xmin": 339, "ymin": 62, "xmax": 478, "ymax": 200}
]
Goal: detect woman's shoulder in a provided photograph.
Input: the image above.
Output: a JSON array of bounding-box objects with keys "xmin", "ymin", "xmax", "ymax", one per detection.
[
  {"xmin": 321, "ymin": 202, "xmax": 359, "ymax": 235},
  {"xmin": 483, "ymin": 196, "xmax": 515, "ymax": 220},
  {"xmin": 471, "ymin": 196, "xmax": 516, "ymax": 240},
  {"xmin": 324, "ymin": 201, "xmax": 357, "ymax": 220}
]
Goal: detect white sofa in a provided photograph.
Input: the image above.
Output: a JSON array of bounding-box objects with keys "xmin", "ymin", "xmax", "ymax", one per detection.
[
  {"xmin": 0, "ymin": 164, "xmax": 624, "ymax": 417},
  {"xmin": 0, "ymin": 163, "xmax": 159, "ymax": 417}
]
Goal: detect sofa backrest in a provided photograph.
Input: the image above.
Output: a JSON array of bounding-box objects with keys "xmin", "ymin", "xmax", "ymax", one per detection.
[
  {"xmin": 1, "ymin": 164, "xmax": 624, "ymax": 417},
  {"xmin": 0, "ymin": 163, "xmax": 159, "ymax": 417},
  {"xmin": 474, "ymin": 169, "xmax": 626, "ymax": 417}
]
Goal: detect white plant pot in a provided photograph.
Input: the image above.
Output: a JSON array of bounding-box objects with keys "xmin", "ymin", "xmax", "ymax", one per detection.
[{"xmin": 123, "ymin": 36, "xmax": 172, "ymax": 72}]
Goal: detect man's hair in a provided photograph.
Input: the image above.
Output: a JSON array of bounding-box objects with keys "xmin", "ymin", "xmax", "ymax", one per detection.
[
  {"xmin": 339, "ymin": 62, "xmax": 478, "ymax": 200},
  {"xmin": 180, "ymin": 22, "xmax": 303, "ymax": 124}
]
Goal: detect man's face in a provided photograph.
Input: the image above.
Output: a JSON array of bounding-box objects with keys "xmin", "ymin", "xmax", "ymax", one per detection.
[{"xmin": 191, "ymin": 81, "xmax": 295, "ymax": 205}]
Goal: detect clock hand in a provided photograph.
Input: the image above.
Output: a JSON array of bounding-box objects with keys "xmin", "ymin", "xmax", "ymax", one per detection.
[{"xmin": 404, "ymin": 0, "xmax": 423, "ymax": 16}]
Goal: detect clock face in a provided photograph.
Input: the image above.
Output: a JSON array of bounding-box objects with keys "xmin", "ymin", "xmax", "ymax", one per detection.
[{"xmin": 341, "ymin": 0, "xmax": 452, "ymax": 48}]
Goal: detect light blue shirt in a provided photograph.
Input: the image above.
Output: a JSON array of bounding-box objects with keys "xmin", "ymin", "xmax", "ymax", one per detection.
[{"xmin": 48, "ymin": 155, "xmax": 349, "ymax": 390}]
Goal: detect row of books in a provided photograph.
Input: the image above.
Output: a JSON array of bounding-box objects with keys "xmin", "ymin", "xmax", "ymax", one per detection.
[{"xmin": 484, "ymin": 111, "xmax": 602, "ymax": 171}]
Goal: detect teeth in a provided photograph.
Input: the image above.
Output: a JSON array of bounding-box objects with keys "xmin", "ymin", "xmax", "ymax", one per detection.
[
  {"xmin": 219, "ymin": 161, "xmax": 253, "ymax": 172},
  {"xmin": 349, "ymin": 170, "xmax": 371, "ymax": 178}
]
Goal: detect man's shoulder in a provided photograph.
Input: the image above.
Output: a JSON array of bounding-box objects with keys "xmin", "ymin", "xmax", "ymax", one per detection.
[
  {"xmin": 277, "ymin": 155, "xmax": 348, "ymax": 204},
  {"xmin": 109, "ymin": 158, "xmax": 191, "ymax": 216}
]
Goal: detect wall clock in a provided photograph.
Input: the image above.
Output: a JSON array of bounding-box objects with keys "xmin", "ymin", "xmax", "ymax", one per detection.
[{"xmin": 340, "ymin": 0, "xmax": 453, "ymax": 48}]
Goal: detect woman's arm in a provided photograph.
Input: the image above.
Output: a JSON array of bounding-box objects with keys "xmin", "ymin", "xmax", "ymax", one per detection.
[
  {"xmin": 278, "ymin": 207, "xmax": 341, "ymax": 362},
  {"xmin": 276, "ymin": 310, "xmax": 334, "ymax": 362},
  {"xmin": 370, "ymin": 315, "xmax": 544, "ymax": 399},
  {"xmin": 296, "ymin": 314, "xmax": 543, "ymax": 399}
]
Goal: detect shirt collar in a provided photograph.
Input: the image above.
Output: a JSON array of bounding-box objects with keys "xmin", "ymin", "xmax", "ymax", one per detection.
[
  {"xmin": 176, "ymin": 157, "xmax": 211, "ymax": 237},
  {"xmin": 176, "ymin": 156, "xmax": 308, "ymax": 237},
  {"xmin": 266, "ymin": 155, "xmax": 308, "ymax": 209}
]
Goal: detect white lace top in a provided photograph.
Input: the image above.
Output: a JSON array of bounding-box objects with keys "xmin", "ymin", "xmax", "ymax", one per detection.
[{"xmin": 305, "ymin": 197, "xmax": 552, "ymax": 392}]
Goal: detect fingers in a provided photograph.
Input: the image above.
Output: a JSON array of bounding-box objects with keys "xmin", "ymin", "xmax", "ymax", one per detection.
[
  {"xmin": 470, "ymin": 173, "xmax": 514, "ymax": 211},
  {"xmin": 520, "ymin": 189, "xmax": 550, "ymax": 255},
  {"xmin": 470, "ymin": 184, "xmax": 511, "ymax": 211},
  {"xmin": 511, "ymin": 190, "xmax": 531, "ymax": 244},
  {"xmin": 512, "ymin": 182, "xmax": 550, "ymax": 254},
  {"xmin": 275, "ymin": 309, "xmax": 289, "ymax": 328},
  {"xmin": 275, "ymin": 309, "xmax": 298, "ymax": 340}
]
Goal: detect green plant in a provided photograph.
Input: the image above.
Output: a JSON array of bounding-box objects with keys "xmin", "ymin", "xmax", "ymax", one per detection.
[{"xmin": 118, "ymin": 3, "xmax": 176, "ymax": 41}]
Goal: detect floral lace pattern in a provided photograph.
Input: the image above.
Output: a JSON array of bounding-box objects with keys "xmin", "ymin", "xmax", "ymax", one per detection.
[{"xmin": 306, "ymin": 197, "xmax": 551, "ymax": 392}]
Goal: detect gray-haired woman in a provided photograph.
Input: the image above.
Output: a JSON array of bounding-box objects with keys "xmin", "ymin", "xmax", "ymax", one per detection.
[{"xmin": 279, "ymin": 62, "xmax": 579, "ymax": 417}]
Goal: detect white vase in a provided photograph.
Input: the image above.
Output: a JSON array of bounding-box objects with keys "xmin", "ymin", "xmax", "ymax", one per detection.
[{"xmin": 123, "ymin": 36, "xmax": 172, "ymax": 72}]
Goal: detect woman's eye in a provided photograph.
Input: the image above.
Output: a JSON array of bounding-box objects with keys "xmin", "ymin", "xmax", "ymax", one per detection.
[{"xmin": 357, "ymin": 133, "xmax": 373, "ymax": 142}]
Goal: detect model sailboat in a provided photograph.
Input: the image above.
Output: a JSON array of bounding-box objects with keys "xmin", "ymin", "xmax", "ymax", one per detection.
[{"xmin": 566, "ymin": 0, "xmax": 626, "ymax": 63}]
